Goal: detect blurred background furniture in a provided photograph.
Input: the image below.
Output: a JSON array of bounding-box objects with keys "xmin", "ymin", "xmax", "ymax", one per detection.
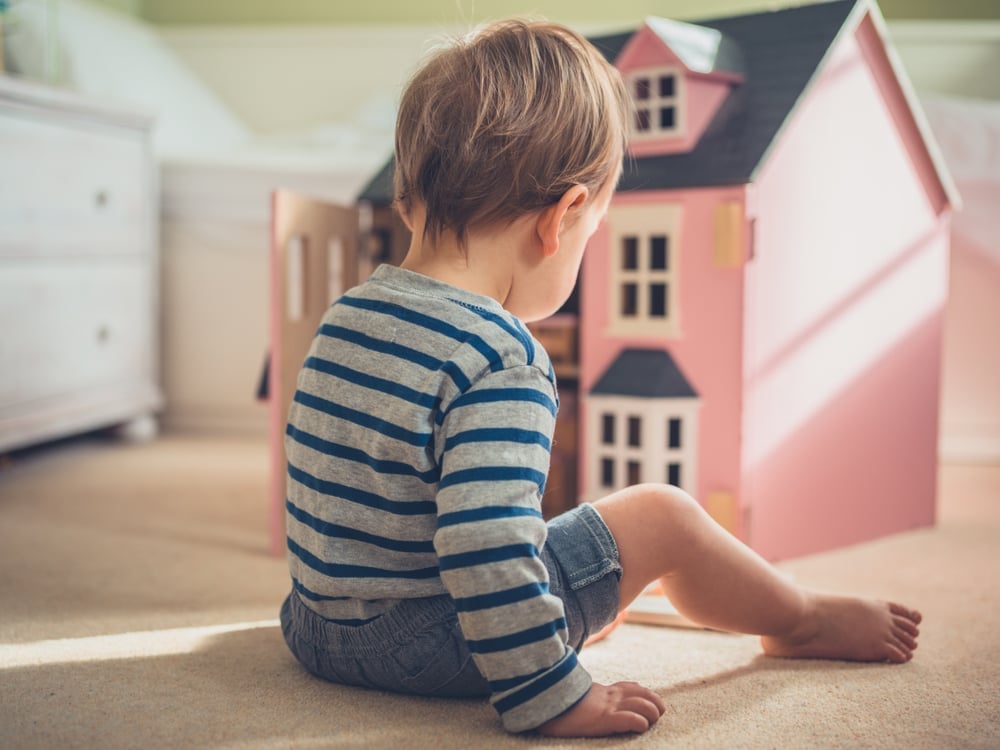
[{"xmin": 0, "ymin": 75, "xmax": 161, "ymax": 452}]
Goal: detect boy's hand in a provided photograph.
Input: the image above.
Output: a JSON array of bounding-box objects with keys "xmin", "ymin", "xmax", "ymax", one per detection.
[{"xmin": 537, "ymin": 681, "xmax": 666, "ymax": 737}]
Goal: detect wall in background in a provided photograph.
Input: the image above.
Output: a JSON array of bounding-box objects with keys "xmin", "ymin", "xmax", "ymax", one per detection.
[
  {"xmin": 156, "ymin": 19, "xmax": 1000, "ymax": 138},
  {"xmin": 88, "ymin": 0, "xmax": 1000, "ymax": 25},
  {"xmin": 90, "ymin": 0, "xmax": 140, "ymax": 16}
]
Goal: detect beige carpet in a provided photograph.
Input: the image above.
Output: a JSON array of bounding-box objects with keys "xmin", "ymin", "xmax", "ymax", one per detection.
[{"xmin": 0, "ymin": 433, "xmax": 997, "ymax": 749}]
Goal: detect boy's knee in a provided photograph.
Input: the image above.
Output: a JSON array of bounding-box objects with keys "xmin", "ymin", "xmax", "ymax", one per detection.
[{"xmin": 623, "ymin": 482, "xmax": 702, "ymax": 522}]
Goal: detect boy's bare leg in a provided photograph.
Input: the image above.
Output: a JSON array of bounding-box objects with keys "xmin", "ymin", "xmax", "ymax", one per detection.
[{"xmin": 592, "ymin": 483, "xmax": 921, "ymax": 663}]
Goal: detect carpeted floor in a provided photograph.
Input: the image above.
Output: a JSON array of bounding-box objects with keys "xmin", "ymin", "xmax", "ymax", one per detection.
[{"xmin": 0, "ymin": 433, "xmax": 997, "ymax": 749}]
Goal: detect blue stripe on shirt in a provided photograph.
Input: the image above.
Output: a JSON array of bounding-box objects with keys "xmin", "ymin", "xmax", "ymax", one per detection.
[
  {"xmin": 444, "ymin": 427, "xmax": 550, "ymax": 452},
  {"xmin": 291, "ymin": 580, "xmax": 382, "ymax": 625},
  {"xmin": 287, "ymin": 462, "xmax": 436, "ymax": 516},
  {"xmin": 448, "ymin": 299, "xmax": 536, "ymax": 364},
  {"xmin": 286, "ymin": 423, "xmax": 439, "ymax": 484},
  {"xmin": 292, "ymin": 577, "xmax": 350, "ymax": 602},
  {"xmin": 293, "ymin": 390, "xmax": 431, "ymax": 448},
  {"xmin": 438, "ymin": 543, "xmax": 539, "ymax": 572},
  {"xmin": 439, "ymin": 466, "xmax": 547, "ymax": 491},
  {"xmin": 466, "ymin": 618, "xmax": 568, "ymax": 655},
  {"xmin": 452, "ymin": 581, "xmax": 548, "ymax": 612},
  {"xmin": 319, "ymin": 324, "xmax": 443, "ymax": 372},
  {"xmin": 303, "ymin": 356, "xmax": 440, "ymax": 411},
  {"xmin": 492, "ymin": 650, "xmax": 580, "ymax": 715},
  {"xmin": 338, "ymin": 296, "xmax": 505, "ymax": 373},
  {"xmin": 437, "ymin": 505, "xmax": 542, "ymax": 528},
  {"xmin": 448, "ymin": 387, "xmax": 557, "ymax": 417},
  {"xmin": 286, "ymin": 499, "xmax": 436, "ymax": 554},
  {"xmin": 488, "ymin": 666, "xmax": 551, "ymax": 694},
  {"xmin": 288, "ymin": 538, "xmax": 439, "ymax": 580}
]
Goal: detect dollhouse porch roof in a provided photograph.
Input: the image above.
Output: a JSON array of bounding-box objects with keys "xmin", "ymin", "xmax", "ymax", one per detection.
[{"xmin": 590, "ymin": 348, "xmax": 698, "ymax": 399}]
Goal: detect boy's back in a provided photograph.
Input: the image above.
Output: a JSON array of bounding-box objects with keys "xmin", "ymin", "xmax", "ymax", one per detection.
[{"xmin": 284, "ymin": 264, "xmax": 592, "ymax": 728}]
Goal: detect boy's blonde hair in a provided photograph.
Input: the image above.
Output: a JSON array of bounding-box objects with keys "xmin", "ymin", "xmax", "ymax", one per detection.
[{"xmin": 393, "ymin": 19, "xmax": 630, "ymax": 248}]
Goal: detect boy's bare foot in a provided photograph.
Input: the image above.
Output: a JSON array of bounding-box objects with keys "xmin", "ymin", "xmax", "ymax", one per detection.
[{"xmin": 761, "ymin": 593, "xmax": 921, "ymax": 663}]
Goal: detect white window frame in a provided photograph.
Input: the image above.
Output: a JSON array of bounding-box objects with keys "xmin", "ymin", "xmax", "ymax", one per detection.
[
  {"xmin": 628, "ymin": 66, "xmax": 684, "ymax": 141},
  {"xmin": 587, "ymin": 395, "xmax": 699, "ymax": 501},
  {"xmin": 608, "ymin": 204, "xmax": 682, "ymax": 337}
]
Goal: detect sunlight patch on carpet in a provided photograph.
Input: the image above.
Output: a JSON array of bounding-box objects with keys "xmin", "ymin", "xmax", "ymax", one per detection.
[{"xmin": 0, "ymin": 619, "xmax": 281, "ymax": 669}]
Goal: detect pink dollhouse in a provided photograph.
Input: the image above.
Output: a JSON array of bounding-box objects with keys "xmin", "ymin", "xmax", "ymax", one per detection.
[
  {"xmin": 275, "ymin": 0, "xmax": 957, "ymax": 561},
  {"xmin": 574, "ymin": 0, "xmax": 957, "ymax": 560}
]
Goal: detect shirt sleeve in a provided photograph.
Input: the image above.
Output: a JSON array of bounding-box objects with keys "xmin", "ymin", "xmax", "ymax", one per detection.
[{"xmin": 433, "ymin": 364, "xmax": 592, "ymax": 732}]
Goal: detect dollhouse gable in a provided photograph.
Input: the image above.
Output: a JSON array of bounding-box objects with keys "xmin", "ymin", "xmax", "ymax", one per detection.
[{"xmin": 614, "ymin": 17, "xmax": 745, "ymax": 158}]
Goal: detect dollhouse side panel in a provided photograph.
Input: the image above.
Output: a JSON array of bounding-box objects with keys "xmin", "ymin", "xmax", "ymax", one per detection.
[
  {"xmin": 269, "ymin": 190, "xmax": 359, "ymax": 556},
  {"xmin": 579, "ymin": 187, "xmax": 748, "ymax": 531},
  {"xmin": 742, "ymin": 29, "xmax": 947, "ymax": 560}
]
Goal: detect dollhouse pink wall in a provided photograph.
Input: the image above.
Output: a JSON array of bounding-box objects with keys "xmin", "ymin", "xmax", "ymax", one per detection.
[
  {"xmin": 942, "ymin": 235, "xmax": 1000, "ymax": 458},
  {"xmin": 579, "ymin": 186, "xmax": 748, "ymax": 518},
  {"xmin": 742, "ymin": 20, "xmax": 948, "ymax": 559},
  {"xmin": 923, "ymin": 96, "xmax": 1000, "ymax": 461}
]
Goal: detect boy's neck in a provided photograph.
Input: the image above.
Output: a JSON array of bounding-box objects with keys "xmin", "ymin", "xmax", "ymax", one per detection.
[{"xmin": 399, "ymin": 214, "xmax": 532, "ymax": 310}]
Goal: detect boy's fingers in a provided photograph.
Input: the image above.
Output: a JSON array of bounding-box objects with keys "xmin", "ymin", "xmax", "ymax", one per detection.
[
  {"xmin": 620, "ymin": 696, "xmax": 665, "ymax": 727},
  {"xmin": 607, "ymin": 710, "xmax": 651, "ymax": 735},
  {"xmin": 614, "ymin": 681, "xmax": 667, "ymax": 714}
]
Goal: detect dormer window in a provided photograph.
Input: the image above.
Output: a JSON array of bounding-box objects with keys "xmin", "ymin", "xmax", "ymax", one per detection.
[{"xmin": 629, "ymin": 67, "xmax": 683, "ymax": 140}]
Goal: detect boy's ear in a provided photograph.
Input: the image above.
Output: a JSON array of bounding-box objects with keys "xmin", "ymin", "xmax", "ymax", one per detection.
[
  {"xmin": 398, "ymin": 207, "xmax": 415, "ymax": 233},
  {"xmin": 536, "ymin": 185, "xmax": 589, "ymax": 258}
]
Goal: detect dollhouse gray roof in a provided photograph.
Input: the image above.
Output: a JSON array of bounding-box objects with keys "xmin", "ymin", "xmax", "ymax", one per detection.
[
  {"xmin": 593, "ymin": 0, "xmax": 858, "ymax": 192},
  {"xmin": 640, "ymin": 16, "xmax": 746, "ymax": 77},
  {"xmin": 358, "ymin": 0, "xmax": 860, "ymax": 203},
  {"xmin": 590, "ymin": 348, "xmax": 698, "ymax": 399}
]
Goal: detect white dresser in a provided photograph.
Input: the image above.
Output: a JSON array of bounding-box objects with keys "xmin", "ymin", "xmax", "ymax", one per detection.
[{"xmin": 0, "ymin": 76, "xmax": 162, "ymax": 453}]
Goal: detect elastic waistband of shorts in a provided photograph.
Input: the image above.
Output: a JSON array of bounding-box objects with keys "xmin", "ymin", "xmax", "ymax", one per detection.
[{"xmin": 286, "ymin": 590, "xmax": 456, "ymax": 658}]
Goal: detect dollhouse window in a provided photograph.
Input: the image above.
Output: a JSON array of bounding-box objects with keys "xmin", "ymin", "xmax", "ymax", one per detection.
[
  {"xmin": 650, "ymin": 236, "xmax": 668, "ymax": 269},
  {"xmin": 668, "ymin": 417, "xmax": 682, "ymax": 449},
  {"xmin": 601, "ymin": 458, "xmax": 615, "ymax": 487},
  {"xmin": 622, "ymin": 283, "xmax": 639, "ymax": 316},
  {"xmin": 629, "ymin": 68, "xmax": 682, "ymax": 140},
  {"xmin": 627, "ymin": 416, "xmax": 642, "ymax": 447},
  {"xmin": 623, "ymin": 237, "xmax": 639, "ymax": 269},
  {"xmin": 649, "ymin": 284, "xmax": 667, "ymax": 317},
  {"xmin": 601, "ymin": 413, "xmax": 616, "ymax": 445},
  {"xmin": 667, "ymin": 462, "xmax": 682, "ymax": 486},
  {"xmin": 614, "ymin": 231, "xmax": 677, "ymax": 330}
]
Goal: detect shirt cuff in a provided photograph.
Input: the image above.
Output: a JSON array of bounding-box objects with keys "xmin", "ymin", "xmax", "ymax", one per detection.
[{"xmin": 493, "ymin": 652, "xmax": 593, "ymax": 733}]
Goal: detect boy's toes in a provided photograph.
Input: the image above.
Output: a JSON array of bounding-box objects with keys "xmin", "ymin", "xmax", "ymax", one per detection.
[
  {"xmin": 889, "ymin": 602, "xmax": 921, "ymax": 625},
  {"xmin": 894, "ymin": 630, "xmax": 918, "ymax": 651},
  {"xmin": 886, "ymin": 641, "xmax": 912, "ymax": 663}
]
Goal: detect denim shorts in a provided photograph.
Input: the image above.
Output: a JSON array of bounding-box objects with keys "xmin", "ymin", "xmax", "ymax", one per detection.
[{"xmin": 280, "ymin": 502, "xmax": 622, "ymax": 698}]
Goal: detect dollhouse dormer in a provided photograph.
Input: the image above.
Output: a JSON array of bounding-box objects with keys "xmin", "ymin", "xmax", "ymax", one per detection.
[{"xmin": 615, "ymin": 17, "xmax": 745, "ymax": 157}]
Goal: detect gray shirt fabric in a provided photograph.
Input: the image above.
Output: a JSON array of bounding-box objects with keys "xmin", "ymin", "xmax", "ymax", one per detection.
[{"xmin": 284, "ymin": 264, "xmax": 591, "ymax": 732}]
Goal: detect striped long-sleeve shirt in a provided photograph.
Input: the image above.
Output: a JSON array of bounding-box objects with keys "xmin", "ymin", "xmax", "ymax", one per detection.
[{"xmin": 284, "ymin": 264, "xmax": 591, "ymax": 732}]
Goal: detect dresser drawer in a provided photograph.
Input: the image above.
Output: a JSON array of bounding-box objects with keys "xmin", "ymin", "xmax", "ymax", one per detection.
[
  {"xmin": 0, "ymin": 258, "xmax": 155, "ymax": 408},
  {"xmin": 0, "ymin": 111, "xmax": 150, "ymax": 258}
]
